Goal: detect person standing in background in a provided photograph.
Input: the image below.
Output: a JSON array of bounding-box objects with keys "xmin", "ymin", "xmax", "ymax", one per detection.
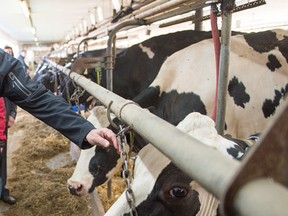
[
  {"xmin": 0, "ymin": 46, "xmax": 18, "ymax": 204},
  {"xmin": 3, "ymin": 46, "xmax": 13, "ymax": 57},
  {"xmin": 0, "ymin": 97, "xmax": 17, "ymax": 205},
  {"xmin": 17, "ymin": 49, "xmax": 29, "ymax": 74}
]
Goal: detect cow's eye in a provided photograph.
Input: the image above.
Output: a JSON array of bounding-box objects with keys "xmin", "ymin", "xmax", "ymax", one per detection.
[{"xmin": 169, "ymin": 187, "xmax": 188, "ymax": 198}]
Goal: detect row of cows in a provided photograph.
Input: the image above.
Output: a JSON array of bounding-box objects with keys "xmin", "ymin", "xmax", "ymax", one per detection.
[{"xmin": 35, "ymin": 28, "xmax": 288, "ymax": 215}]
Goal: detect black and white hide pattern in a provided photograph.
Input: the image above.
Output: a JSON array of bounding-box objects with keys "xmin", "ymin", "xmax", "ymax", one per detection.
[
  {"xmin": 133, "ymin": 29, "xmax": 288, "ymax": 139},
  {"xmin": 67, "ymin": 106, "xmax": 121, "ymax": 196},
  {"xmin": 67, "ymin": 105, "xmax": 251, "ymax": 200},
  {"xmin": 105, "ymin": 112, "xmax": 247, "ymax": 216},
  {"xmin": 61, "ymin": 30, "xmax": 214, "ymax": 107},
  {"xmin": 32, "ymin": 62, "xmax": 59, "ymax": 93}
]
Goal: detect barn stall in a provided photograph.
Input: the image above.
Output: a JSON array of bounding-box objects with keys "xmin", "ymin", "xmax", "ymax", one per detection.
[{"xmin": 0, "ymin": 0, "xmax": 288, "ymax": 215}]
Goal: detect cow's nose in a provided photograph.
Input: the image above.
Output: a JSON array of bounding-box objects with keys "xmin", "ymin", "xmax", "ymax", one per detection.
[{"xmin": 67, "ymin": 182, "xmax": 83, "ymax": 196}]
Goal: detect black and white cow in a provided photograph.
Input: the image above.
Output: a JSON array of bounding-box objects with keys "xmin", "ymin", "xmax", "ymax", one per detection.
[
  {"xmin": 67, "ymin": 105, "xmax": 252, "ymax": 197},
  {"xmin": 32, "ymin": 62, "xmax": 60, "ymax": 93},
  {"xmin": 105, "ymin": 112, "xmax": 250, "ymax": 216},
  {"xmin": 69, "ymin": 109, "xmax": 249, "ymax": 215},
  {"xmin": 62, "ymin": 30, "xmax": 214, "ymax": 105},
  {"xmin": 133, "ymin": 29, "xmax": 288, "ymax": 138},
  {"xmin": 67, "ymin": 29, "xmax": 286, "ymax": 205}
]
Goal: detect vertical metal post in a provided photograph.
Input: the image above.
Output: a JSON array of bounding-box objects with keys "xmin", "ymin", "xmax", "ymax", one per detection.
[
  {"xmin": 215, "ymin": 0, "xmax": 235, "ymax": 135},
  {"xmin": 194, "ymin": 9, "xmax": 203, "ymax": 30},
  {"xmin": 106, "ymin": 20, "xmax": 145, "ymax": 91}
]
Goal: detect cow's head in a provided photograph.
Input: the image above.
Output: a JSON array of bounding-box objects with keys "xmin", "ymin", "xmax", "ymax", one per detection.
[
  {"xmin": 67, "ymin": 106, "xmax": 146, "ymax": 196},
  {"xmin": 106, "ymin": 144, "xmax": 204, "ymax": 216},
  {"xmin": 67, "ymin": 145, "xmax": 120, "ymax": 196}
]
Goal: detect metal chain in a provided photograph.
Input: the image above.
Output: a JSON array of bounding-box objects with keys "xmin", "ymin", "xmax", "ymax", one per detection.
[
  {"xmin": 117, "ymin": 125, "xmax": 138, "ymax": 216},
  {"xmin": 233, "ymin": 0, "xmax": 266, "ymax": 13},
  {"xmin": 69, "ymin": 85, "xmax": 86, "ymax": 114}
]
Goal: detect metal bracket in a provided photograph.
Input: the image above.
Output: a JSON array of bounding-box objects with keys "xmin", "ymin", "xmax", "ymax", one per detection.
[{"xmin": 221, "ymin": 100, "xmax": 288, "ymax": 215}]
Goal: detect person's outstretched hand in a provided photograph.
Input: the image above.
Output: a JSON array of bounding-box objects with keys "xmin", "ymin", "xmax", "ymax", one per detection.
[{"xmin": 85, "ymin": 128, "xmax": 119, "ymax": 151}]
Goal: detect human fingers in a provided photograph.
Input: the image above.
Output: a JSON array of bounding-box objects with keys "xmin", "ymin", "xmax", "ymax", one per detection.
[
  {"xmin": 99, "ymin": 128, "xmax": 119, "ymax": 151},
  {"xmin": 86, "ymin": 128, "xmax": 118, "ymax": 150}
]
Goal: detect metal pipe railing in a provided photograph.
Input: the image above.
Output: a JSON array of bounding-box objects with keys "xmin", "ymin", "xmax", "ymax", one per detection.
[{"xmin": 46, "ymin": 60, "xmax": 288, "ymax": 216}]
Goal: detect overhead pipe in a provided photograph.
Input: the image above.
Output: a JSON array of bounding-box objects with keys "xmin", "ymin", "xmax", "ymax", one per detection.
[
  {"xmin": 130, "ymin": 0, "xmax": 156, "ymax": 11},
  {"xmin": 145, "ymin": 1, "xmax": 210, "ymax": 24},
  {"xmin": 132, "ymin": 0, "xmax": 194, "ymax": 20},
  {"xmin": 131, "ymin": 0, "xmax": 170, "ymax": 16},
  {"xmin": 46, "ymin": 60, "xmax": 288, "ymax": 216}
]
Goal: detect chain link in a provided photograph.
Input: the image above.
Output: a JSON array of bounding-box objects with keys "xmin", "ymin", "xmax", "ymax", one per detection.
[
  {"xmin": 69, "ymin": 85, "xmax": 86, "ymax": 114},
  {"xmin": 117, "ymin": 125, "xmax": 138, "ymax": 216}
]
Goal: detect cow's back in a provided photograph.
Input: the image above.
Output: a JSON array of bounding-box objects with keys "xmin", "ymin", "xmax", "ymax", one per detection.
[{"xmin": 149, "ymin": 29, "xmax": 288, "ymax": 138}]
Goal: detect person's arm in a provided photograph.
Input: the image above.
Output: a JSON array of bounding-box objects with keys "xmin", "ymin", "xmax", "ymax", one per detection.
[{"xmin": 0, "ymin": 50, "xmax": 118, "ymax": 150}]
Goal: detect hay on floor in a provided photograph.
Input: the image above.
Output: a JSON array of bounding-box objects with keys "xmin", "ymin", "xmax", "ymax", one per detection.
[{"xmin": 4, "ymin": 109, "xmax": 125, "ymax": 216}]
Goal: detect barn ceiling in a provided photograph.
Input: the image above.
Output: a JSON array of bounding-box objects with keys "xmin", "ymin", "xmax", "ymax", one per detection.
[
  {"xmin": 0, "ymin": 0, "xmax": 113, "ymax": 45},
  {"xmin": 0, "ymin": 0, "xmax": 287, "ymax": 46}
]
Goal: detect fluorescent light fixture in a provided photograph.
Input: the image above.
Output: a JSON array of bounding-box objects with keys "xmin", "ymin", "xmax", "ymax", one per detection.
[
  {"xmin": 112, "ymin": 0, "xmax": 121, "ymax": 11},
  {"xmin": 31, "ymin": 27, "xmax": 36, "ymax": 35},
  {"xmin": 34, "ymin": 37, "xmax": 38, "ymax": 42},
  {"xmin": 97, "ymin": 7, "xmax": 104, "ymax": 22},
  {"xmin": 20, "ymin": 0, "xmax": 30, "ymax": 17}
]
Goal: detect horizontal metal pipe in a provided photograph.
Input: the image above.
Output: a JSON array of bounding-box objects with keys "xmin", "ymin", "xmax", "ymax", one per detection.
[
  {"xmin": 133, "ymin": 0, "xmax": 194, "ymax": 20},
  {"xmin": 48, "ymin": 60, "xmax": 237, "ymax": 198},
  {"xmin": 147, "ymin": 1, "xmax": 210, "ymax": 24},
  {"xmin": 131, "ymin": 0, "xmax": 161, "ymax": 11},
  {"xmin": 47, "ymin": 60, "xmax": 288, "ymax": 216},
  {"xmin": 131, "ymin": 0, "xmax": 170, "ymax": 16}
]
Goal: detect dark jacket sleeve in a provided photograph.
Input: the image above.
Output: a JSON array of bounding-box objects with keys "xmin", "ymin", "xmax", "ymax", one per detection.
[{"xmin": 0, "ymin": 49, "xmax": 94, "ymax": 149}]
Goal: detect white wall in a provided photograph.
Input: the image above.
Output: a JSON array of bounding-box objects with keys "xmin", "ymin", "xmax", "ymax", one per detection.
[{"xmin": 0, "ymin": 29, "xmax": 19, "ymax": 56}]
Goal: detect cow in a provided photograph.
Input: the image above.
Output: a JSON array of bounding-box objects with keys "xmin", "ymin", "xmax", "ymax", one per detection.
[
  {"xmin": 104, "ymin": 112, "xmax": 251, "ymax": 216},
  {"xmin": 133, "ymin": 28, "xmax": 288, "ymax": 138},
  {"xmin": 32, "ymin": 62, "xmax": 59, "ymax": 93},
  {"xmin": 69, "ymin": 109, "xmax": 251, "ymax": 215},
  {"xmin": 32, "ymin": 61, "xmax": 69, "ymax": 95},
  {"xmin": 61, "ymin": 30, "xmax": 214, "ymax": 107},
  {"xmin": 68, "ymin": 29, "xmax": 286, "ymax": 204},
  {"xmin": 67, "ymin": 106, "xmax": 253, "ymax": 196}
]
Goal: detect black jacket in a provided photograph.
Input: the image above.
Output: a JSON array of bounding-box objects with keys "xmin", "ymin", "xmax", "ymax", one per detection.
[{"xmin": 0, "ymin": 49, "xmax": 94, "ymax": 149}]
